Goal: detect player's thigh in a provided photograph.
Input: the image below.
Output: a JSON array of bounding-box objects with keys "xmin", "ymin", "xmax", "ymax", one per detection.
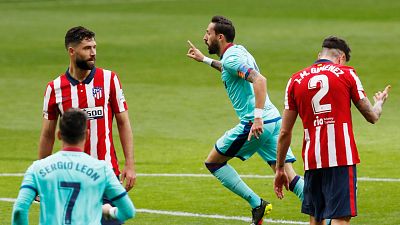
[
  {"xmin": 302, "ymin": 169, "xmax": 324, "ymax": 221},
  {"xmin": 215, "ymin": 122, "xmax": 253, "ymax": 159},
  {"xmin": 302, "ymin": 166, "xmax": 357, "ymax": 222},
  {"xmin": 257, "ymin": 120, "xmax": 296, "ymax": 165},
  {"xmin": 322, "ymin": 166, "xmax": 357, "ymax": 220}
]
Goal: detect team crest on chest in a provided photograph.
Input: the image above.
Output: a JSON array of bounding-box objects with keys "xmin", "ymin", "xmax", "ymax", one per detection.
[{"xmin": 92, "ymin": 87, "xmax": 103, "ymax": 99}]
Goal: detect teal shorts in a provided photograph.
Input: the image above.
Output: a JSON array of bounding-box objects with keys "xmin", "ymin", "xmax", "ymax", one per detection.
[{"xmin": 215, "ymin": 117, "xmax": 296, "ymax": 165}]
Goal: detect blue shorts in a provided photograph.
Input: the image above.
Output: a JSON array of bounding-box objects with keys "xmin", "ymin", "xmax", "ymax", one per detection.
[
  {"xmin": 302, "ymin": 165, "xmax": 357, "ymax": 222},
  {"xmin": 215, "ymin": 117, "xmax": 296, "ymax": 165}
]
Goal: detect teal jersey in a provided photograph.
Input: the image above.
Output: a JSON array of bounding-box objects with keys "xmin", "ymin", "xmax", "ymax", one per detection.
[
  {"xmin": 17, "ymin": 149, "xmax": 127, "ymax": 225},
  {"xmin": 220, "ymin": 44, "xmax": 280, "ymax": 121}
]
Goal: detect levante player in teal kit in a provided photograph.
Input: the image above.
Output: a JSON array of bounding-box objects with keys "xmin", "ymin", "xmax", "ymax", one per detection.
[
  {"xmin": 187, "ymin": 16, "xmax": 304, "ymax": 225},
  {"xmin": 12, "ymin": 109, "xmax": 135, "ymax": 225}
]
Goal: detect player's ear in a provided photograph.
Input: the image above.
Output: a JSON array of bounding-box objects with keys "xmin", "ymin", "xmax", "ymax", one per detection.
[
  {"xmin": 218, "ymin": 34, "xmax": 224, "ymax": 41},
  {"xmin": 68, "ymin": 46, "xmax": 74, "ymax": 56},
  {"xmin": 340, "ymin": 54, "xmax": 346, "ymax": 65},
  {"xmin": 57, "ymin": 130, "xmax": 62, "ymax": 140}
]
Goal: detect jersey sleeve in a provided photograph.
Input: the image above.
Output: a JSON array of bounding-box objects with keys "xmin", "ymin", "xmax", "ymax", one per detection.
[
  {"xmin": 113, "ymin": 192, "xmax": 136, "ymax": 221},
  {"xmin": 104, "ymin": 165, "xmax": 128, "ymax": 202},
  {"xmin": 110, "ymin": 73, "xmax": 128, "ymax": 113},
  {"xmin": 284, "ymin": 78, "xmax": 297, "ymax": 111},
  {"xmin": 12, "ymin": 164, "xmax": 38, "ymax": 225},
  {"xmin": 223, "ymin": 55, "xmax": 254, "ymax": 80},
  {"xmin": 42, "ymin": 82, "xmax": 59, "ymax": 120},
  {"xmin": 104, "ymin": 165, "xmax": 135, "ymax": 221},
  {"xmin": 347, "ymin": 69, "xmax": 366, "ymax": 104}
]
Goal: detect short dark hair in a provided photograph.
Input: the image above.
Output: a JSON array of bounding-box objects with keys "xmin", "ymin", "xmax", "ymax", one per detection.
[
  {"xmin": 211, "ymin": 16, "xmax": 235, "ymax": 42},
  {"xmin": 59, "ymin": 108, "xmax": 88, "ymax": 144},
  {"xmin": 322, "ymin": 36, "xmax": 351, "ymax": 62},
  {"xmin": 64, "ymin": 26, "xmax": 95, "ymax": 50}
]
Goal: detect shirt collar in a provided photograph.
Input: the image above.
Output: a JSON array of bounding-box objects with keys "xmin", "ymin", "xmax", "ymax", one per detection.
[
  {"xmin": 65, "ymin": 67, "xmax": 96, "ymax": 86},
  {"xmin": 62, "ymin": 147, "xmax": 84, "ymax": 152},
  {"xmin": 314, "ymin": 59, "xmax": 333, "ymax": 64},
  {"xmin": 220, "ymin": 43, "xmax": 234, "ymax": 60}
]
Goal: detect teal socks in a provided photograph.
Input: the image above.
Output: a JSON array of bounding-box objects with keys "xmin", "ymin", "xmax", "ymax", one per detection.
[
  {"xmin": 212, "ymin": 164, "xmax": 261, "ymax": 208},
  {"xmin": 289, "ymin": 175, "xmax": 304, "ymax": 201}
]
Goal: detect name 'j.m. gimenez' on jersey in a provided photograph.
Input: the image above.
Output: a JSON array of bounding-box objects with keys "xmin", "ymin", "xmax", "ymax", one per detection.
[{"xmin": 294, "ymin": 64, "xmax": 345, "ymax": 84}]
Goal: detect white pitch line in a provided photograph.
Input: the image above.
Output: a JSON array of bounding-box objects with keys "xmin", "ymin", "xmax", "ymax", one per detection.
[
  {"xmin": 1, "ymin": 173, "xmax": 399, "ymax": 182},
  {"xmin": 138, "ymin": 173, "xmax": 400, "ymax": 182},
  {"xmin": 0, "ymin": 197, "xmax": 17, "ymax": 203},
  {"xmin": 0, "ymin": 198, "xmax": 306, "ymax": 224},
  {"xmin": 0, "ymin": 173, "xmax": 24, "ymax": 177},
  {"xmin": 137, "ymin": 208, "xmax": 308, "ymax": 224},
  {"xmin": 0, "ymin": 198, "xmax": 39, "ymax": 204}
]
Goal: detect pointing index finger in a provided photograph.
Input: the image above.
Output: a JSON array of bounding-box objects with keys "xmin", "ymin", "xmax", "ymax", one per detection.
[
  {"xmin": 187, "ymin": 40, "xmax": 197, "ymax": 49},
  {"xmin": 383, "ymin": 85, "xmax": 391, "ymax": 94}
]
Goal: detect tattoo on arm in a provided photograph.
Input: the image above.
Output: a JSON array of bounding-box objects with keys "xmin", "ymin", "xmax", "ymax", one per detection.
[
  {"xmin": 211, "ymin": 60, "xmax": 222, "ymax": 72},
  {"xmin": 355, "ymin": 98, "xmax": 380, "ymax": 123},
  {"xmin": 355, "ymin": 98, "xmax": 374, "ymax": 115},
  {"xmin": 246, "ymin": 70, "xmax": 259, "ymax": 83}
]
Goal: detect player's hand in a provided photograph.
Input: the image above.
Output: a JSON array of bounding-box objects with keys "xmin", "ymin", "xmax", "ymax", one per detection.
[
  {"xmin": 274, "ymin": 167, "xmax": 289, "ymax": 200},
  {"xmin": 120, "ymin": 164, "xmax": 136, "ymax": 191},
  {"xmin": 373, "ymin": 85, "xmax": 391, "ymax": 104},
  {"xmin": 102, "ymin": 203, "xmax": 113, "ymax": 220},
  {"xmin": 186, "ymin": 40, "xmax": 205, "ymax": 62},
  {"xmin": 34, "ymin": 195, "xmax": 40, "ymax": 202},
  {"xmin": 247, "ymin": 118, "xmax": 264, "ymax": 141}
]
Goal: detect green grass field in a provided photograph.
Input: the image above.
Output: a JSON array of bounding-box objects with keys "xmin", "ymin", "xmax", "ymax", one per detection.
[{"xmin": 1, "ymin": 0, "xmax": 399, "ymax": 224}]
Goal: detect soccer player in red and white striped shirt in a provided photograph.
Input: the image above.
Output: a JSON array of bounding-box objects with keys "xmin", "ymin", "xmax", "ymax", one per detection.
[
  {"xmin": 39, "ymin": 26, "xmax": 135, "ymax": 225},
  {"xmin": 274, "ymin": 36, "xmax": 390, "ymax": 225}
]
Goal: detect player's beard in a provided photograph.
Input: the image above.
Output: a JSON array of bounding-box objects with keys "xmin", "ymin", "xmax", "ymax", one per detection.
[
  {"xmin": 207, "ymin": 39, "xmax": 220, "ymax": 55},
  {"xmin": 76, "ymin": 56, "xmax": 95, "ymax": 70}
]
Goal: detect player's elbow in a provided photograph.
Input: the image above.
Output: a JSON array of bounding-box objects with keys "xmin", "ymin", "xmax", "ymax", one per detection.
[
  {"xmin": 12, "ymin": 207, "xmax": 28, "ymax": 224},
  {"xmin": 279, "ymin": 129, "xmax": 292, "ymax": 138},
  {"xmin": 126, "ymin": 205, "xmax": 136, "ymax": 220},
  {"xmin": 365, "ymin": 114, "xmax": 379, "ymax": 124},
  {"xmin": 257, "ymin": 74, "xmax": 266, "ymax": 83},
  {"xmin": 367, "ymin": 118, "xmax": 378, "ymax": 124},
  {"xmin": 128, "ymin": 208, "xmax": 136, "ymax": 219},
  {"xmin": 121, "ymin": 201, "xmax": 136, "ymax": 220}
]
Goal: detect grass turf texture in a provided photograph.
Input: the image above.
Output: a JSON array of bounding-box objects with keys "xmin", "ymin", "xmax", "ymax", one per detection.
[{"xmin": 0, "ymin": 0, "xmax": 399, "ymax": 224}]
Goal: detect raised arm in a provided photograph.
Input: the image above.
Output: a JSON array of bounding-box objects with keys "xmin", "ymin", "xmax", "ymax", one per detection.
[
  {"xmin": 38, "ymin": 118, "xmax": 58, "ymax": 159},
  {"xmin": 355, "ymin": 85, "xmax": 391, "ymax": 124},
  {"xmin": 186, "ymin": 40, "xmax": 222, "ymax": 72}
]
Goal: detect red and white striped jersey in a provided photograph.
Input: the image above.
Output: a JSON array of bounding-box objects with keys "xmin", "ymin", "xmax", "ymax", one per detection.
[
  {"xmin": 285, "ymin": 59, "xmax": 366, "ymax": 170},
  {"xmin": 42, "ymin": 67, "xmax": 128, "ymax": 175}
]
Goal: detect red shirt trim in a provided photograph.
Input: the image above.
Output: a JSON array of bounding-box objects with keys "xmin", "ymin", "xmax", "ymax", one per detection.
[
  {"xmin": 220, "ymin": 43, "xmax": 234, "ymax": 59},
  {"xmin": 62, "ymin": 147, "xmax": 84, "ymax": 152}
]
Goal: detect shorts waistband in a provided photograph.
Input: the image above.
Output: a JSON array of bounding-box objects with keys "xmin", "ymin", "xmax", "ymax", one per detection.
[{"xmin": 240, "ymin": 116, "xmax": 281, "ymax": 125}]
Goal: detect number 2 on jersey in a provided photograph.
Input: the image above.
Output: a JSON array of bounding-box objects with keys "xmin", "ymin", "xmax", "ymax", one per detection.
[
  {"xmin": 60, "ymin": 181, "xmax": 81, "ymax": 224},
  {"xmin": 308, "ymin": 75, "xmax": 331, "ymax": 114}
]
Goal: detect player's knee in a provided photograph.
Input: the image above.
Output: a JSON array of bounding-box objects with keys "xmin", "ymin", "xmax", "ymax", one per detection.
[{"xmin": 204, "ymin": 162, "xmax": 227, "ymax": 173}]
